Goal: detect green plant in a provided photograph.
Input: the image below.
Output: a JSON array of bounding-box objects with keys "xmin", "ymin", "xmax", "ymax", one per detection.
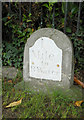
[
  {"xmin": 2, "ymin": 11, "xmax": 34, "ymax": 69},
  {"xmin": 2, "ymin": 76, "xmax": 83, "ymax": 119},
  {"xmin": 70, "ymin": 33, "xmax": 84, "ymax": 71},
  {"xmin": 42, "ymin": 2, "xmax": 55, "ymax": 27},
  {"xmin": 2, "ymin": 2, "xmax": 84, "ymax": 73},
  {"xmin": 2, "ymin": 41, "xmax": 23, "ymax": 68},
  {"xmin": 43, "ymin": 3, "xmax": 54, "ymax": 12}
]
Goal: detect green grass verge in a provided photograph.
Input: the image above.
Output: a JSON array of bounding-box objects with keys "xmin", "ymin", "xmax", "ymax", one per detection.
[{"xmin": 2, "ymin": 76, "xmax": 83, "ymax": 119}]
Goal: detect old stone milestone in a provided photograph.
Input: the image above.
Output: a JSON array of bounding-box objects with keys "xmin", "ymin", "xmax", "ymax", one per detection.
[
  {"xmin": 29, "ymin": 37, "xmax": 62, "ymax": 81},
  {"xmin": 23, "ymin": 28, "xmax": 74, "ymax": 90}
]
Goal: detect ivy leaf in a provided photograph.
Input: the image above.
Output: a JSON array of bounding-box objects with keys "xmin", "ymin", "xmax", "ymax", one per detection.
[
  {"xmin": 71, "ymin": 6, "xmax": 78, "ymax": 15},
  {"xmin": 18, "ymin": 30, "xmax": 22, "ymax": 34},
  {"xmin": 28, "ymin": 28, "xmax": 32, "ymax": 32},
  {"xmin": 66, "ymin": 27, "xmax": 72, "ymax": 33},
  {"xmin": 23, "ymin": 14, "xmax": 27, "ymax": 19},
  {"xmin": 2, "ymin": 17, "xmax": 7, "ymax": 22},
  {"xmin": 42, "ymin": 3, "xmax": 49, "ymax": 9},
  {"xmin": 28, "ymin": 13, "xmax": 32, "ymax": 17},
  {"xmin": 27, "ymin": 19, "xmax": 32, "ymax": 23},
  {"xmin": 5, "ymin": 20, "xmax": 12, "ymax": 26}
]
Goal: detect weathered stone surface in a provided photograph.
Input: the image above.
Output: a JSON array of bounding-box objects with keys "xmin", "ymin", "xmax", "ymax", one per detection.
[
  {"xmin": 2, "ymin": 66, "xmax": 19, "ymax": 79},
  {"xmin": 23, "ymin": 28, "xmax": 74, "ymax": 89},
  {"xmin": 14, "ymin": 81, "xmax": 82, "ymax": 101}
]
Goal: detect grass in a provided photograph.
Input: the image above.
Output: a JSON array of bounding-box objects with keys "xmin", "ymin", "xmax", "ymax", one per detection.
[{"xmin": 2, "ymin": 74, "xmax": 83, "ymax": 119}]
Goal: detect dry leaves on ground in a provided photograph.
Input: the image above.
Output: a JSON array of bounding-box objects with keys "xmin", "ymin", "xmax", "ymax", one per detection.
[
  {"xmin": 74, "ymin": 100, "xmax": 84, "ymax": 107},
  {"xmin": 6, "ymin": 97, "xmax": 23, "ymax": 108},
  {"xmin": 8, "ymin": 80, "xmax": 12, "ymax": 83},
  {"xmin": 74, "ymin": 76, "xmax": 84, "ymax": 88}
]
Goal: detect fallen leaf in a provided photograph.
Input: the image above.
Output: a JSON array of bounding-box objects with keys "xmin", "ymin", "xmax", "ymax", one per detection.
[
  {"xmin": 74, "ymin": 77, "xmax": 84, "ymax": 88},
  {"xmin": 6, "ymin": 97, "xmax": 23, "ymax": 108},
  {"xmin": 74, "ymin": 100, "xmax": 84, "ymax": 107},
  {"xmin": 8, "ymin": 80, "xmax": 12, "ymax": 83}
]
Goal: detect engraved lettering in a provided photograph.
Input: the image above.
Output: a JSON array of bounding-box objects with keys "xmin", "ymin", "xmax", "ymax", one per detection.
[{"xmin": 29, "ymin": 37, "xmax": 62, "ymax": 81}]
